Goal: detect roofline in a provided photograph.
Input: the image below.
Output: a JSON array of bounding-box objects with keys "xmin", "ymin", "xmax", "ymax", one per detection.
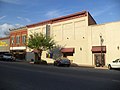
[
  {"xmin": 88, "ymin": 20, "xmax": 120, "ymax": 27},
  {"xmin": 0, "ymin": 36, "xmax": 10, "ymax": 40},
  {"xmin": 26, "ymin": 11, "xmax": 88, "ymax": 28},
  {"xmin": 9, "ymin": 26, "xmax": 27, "ymax": 31},
  {"xmin": 88, "ymin": 12, "xmax": 97, "ymax": 24}
]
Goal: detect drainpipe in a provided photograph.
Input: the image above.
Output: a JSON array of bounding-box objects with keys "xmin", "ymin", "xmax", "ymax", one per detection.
[{"xmin": 100, "ymin": 33, "xmax": 104, "ymax": 67}]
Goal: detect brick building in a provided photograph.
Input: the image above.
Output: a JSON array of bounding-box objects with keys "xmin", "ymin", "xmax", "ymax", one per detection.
[{"xmin": 9, "ymin": 27, "xmax": 27, "ymax": 60}]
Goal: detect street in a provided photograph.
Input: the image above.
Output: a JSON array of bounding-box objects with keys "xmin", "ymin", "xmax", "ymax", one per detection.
[{"xmin": 0, "ymin": 61, "xmax": 120, "ymax": 90}]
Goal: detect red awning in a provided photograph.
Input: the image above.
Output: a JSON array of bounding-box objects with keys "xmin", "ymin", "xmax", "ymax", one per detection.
[
  {"xmin": 91, "ymin": 46, "xmax": 106, "ymax": 53},
  {"xmin": 61, "ymin": 48, "xmax": 74, "ymax": 53},
  {"xmin": 32, "ymin": 49, "xmax": 39, "ymax": 53}
]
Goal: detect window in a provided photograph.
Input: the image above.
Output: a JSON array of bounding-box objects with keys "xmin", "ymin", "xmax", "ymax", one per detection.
[
  {"xmin": 22, "ymin": 35, "xmax": 26, "ymax": 44},
  {"xmin": 46, "ymin": 25, "xmax": 50, "ymax": 37},
  {"xmin": 11, "ymin": 36, "xmax": 15, "ymax": 45},
  {"xmin": 16, "ymin": 36, "xmax": 20, "ymax": 44}
]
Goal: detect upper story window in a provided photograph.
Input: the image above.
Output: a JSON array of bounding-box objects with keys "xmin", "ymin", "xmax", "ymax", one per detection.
[
  {"xmin": 46, "ymin": 25, "xmax": 50, "ymax": 37},
  {"xmin": 16, "ymin": 36, "xmax": 20, "ymax": 44},
  {"xmin": 22, "ymin": 35, "xmax": 26, "ymax": 44},
  {"xmin": 11, "ymin": 36, "xmax": 15, "ymax": 45}
]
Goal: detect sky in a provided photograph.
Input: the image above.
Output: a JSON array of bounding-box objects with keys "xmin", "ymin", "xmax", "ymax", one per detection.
[{"xmin": 0, "ymin": 0, "xmax": 120, "ymax": 37}]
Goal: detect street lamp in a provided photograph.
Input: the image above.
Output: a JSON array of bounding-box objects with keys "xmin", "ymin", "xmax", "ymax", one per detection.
[{"xmin": 100, "ymin": 33, "xmax": 104, "ymax": 67}]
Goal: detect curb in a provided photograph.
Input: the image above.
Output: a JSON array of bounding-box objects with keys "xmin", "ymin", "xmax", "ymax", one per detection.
[
  {"xmin": 95, "ymin": 67, "xmax": 108, "ymax": 70},
  {"xmin": 15, "ymin": 61, "xmax": 109, "ymax": 70}
]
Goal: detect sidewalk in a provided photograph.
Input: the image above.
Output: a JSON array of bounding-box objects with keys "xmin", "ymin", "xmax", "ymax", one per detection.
[
  {"xmin": 95, "ymin": 66, "xmax": 108, "ymax": 70},
  {"xmin": 16, "ymin": 60, "xmax": 108, "ymax": 70},
  {"xmin": 71, "ymin": 63, "xmax": 108, "ymax": 70},
  {"xmin": 71, "ymin": 63, "xmax": 94, "ymax": 68}
]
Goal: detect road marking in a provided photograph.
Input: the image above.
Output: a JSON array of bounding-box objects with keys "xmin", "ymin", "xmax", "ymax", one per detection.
[{"xmin": 112, "ymin": 80, "xmax": 120, "ymax": 83}]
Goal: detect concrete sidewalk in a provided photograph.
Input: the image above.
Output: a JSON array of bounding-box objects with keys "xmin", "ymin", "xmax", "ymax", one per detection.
[
  {"xmin": 95, "ymin": 66, "xmax": 108, "ymax": 70},
  {"xmin": 16, "ymin": 60, "xmax": 108, "ymax": 70}
]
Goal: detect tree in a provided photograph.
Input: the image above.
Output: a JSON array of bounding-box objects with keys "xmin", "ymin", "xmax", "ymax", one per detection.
[{"xmin": 27, "ymin": 33, "xmax": 55, "ymax": 63}]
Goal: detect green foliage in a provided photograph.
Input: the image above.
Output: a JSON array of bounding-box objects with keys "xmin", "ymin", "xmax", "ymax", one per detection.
[
  {"xmin": 28, "ymin": 33, "xmax": 55, "ymax": 50},
  {"xmin": 27, "ymin": 33, "xmax": 55, "ymax": 62}
]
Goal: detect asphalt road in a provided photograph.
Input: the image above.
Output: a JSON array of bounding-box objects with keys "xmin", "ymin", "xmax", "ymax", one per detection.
[{"xmin": 0, "ymin": 61, "xmax": 120, "ymax": 90}]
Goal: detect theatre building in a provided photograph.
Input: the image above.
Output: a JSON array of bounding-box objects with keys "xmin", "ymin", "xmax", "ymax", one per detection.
[
  {"xmin": 9, "ymin": 27, "xmax": 27, "ymax": 60},
  {"xmin": 26, "ymin": 10, "xmax": 120, "ymax": 67},
  {"xmin": 27, "ymin": 11, "xmax": 97, "ymax": 65}
]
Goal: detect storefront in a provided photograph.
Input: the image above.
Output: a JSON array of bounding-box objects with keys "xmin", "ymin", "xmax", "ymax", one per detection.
[
  {"xmin": 0, "ymin": 37, "xmax": 10, "ymax": 54},
  {"xmin": 92, "ymin": 46, "xmax": 106, "ymax": 67},
  {"xmin": 10, "ymin": 50, "xmax": 26, "ymax": 60}
]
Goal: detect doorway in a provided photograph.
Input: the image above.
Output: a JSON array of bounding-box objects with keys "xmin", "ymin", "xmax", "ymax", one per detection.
[{"xmin": 94, "ymin": 53, "xmax": 105, "ymax": 67}]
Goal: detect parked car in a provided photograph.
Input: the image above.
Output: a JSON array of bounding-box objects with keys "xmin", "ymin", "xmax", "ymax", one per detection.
[
  {"xmin": 0, "ymin": 53, "xmax": 15, "ymax": 61},
  {"xmin": 54, "ymin": 57, "xmax": 71, "ymax": 67},
  {"xmin": 108, "ymin": 58, "xmax": 120, "ymax": 69}
]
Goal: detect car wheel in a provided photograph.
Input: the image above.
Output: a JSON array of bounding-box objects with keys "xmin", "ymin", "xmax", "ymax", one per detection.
[{"xmin": 108, "ymin": 64, "xmax": 112, "ymax": 70}]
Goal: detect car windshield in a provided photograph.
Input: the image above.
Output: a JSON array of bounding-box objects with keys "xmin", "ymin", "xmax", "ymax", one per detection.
[{"xmin": 113, "ymin": 59, "xmax": 120, "ymax": 62}]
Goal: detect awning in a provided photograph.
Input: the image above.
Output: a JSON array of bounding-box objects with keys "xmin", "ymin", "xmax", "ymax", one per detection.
[
  {"xmin": 32, "ymin": 49, "xmax": 43, "ymax": 53},
  {"xmin": 92, "ymin": 46, "xmax": 106, "ymax": 53},
  {"xmin": 61, "ymin": 48, "xmax": 74, "ymax": 53},
  {"xmin": 32, "ymin": 49, "xmax": 39, "ymax": 53}
]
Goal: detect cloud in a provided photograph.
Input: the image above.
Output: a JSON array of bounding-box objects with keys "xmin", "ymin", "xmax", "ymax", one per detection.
[
  {"xmin": 45, "ymin": 9, "xmax": 77, "ymax": 19},
  {"xmin": 17, "ymin": 16, "xmax": 31, "ymax": 22},
  {"xmin": 45, "ymin": 10, "xmax": 63, "ymax": 18},
  {"xmin": 25, "ymin": 18, "xmax": 31, "ymax": 22},
  {"xmin": 14, "ymin": 24, "xmax": 23, "ymax": 27},
  {"xmin": 92, "ymin": 4, "xmax": 117, "ymax": 17},
  {"xmin": 0, "ymin": 16, "xmax": 6, "ymax": 20},
  {"xmin": 0, "ymin": 0, "xmax": 20, "ymax": 4},
  {"xmin": 0, "ymin": 23, "xmax": 23, "ymax": 37}
]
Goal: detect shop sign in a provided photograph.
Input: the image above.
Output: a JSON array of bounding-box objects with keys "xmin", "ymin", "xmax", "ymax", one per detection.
[{"xmin": 0, "ymin": 41, "xmax": 8, "ymax": 46}]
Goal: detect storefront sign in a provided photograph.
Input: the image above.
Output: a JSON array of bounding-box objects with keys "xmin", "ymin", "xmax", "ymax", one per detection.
[{"xmin": 0, "ymin": 41, "xmax": 8, "ymax": 46}]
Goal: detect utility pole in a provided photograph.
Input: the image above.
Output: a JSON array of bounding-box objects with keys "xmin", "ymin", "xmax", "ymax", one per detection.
[{"xmin": 100, "ymin": 34, "xmax": 104, "ymax": 67}]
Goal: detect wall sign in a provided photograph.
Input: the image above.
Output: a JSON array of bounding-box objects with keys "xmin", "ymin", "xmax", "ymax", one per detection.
[{"xmin": 0, "ymin": 41, "xmax": 8, "ymax": 46}]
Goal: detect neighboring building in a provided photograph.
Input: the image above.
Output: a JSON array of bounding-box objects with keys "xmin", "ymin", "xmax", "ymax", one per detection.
[
  {"xmin": 9, "ymin": 27, "xmax": 27, "ymax": 60},
  {"xmin": 89, "ymin": 21, "xmax": 120, "ymax": 67},
  {"xmin": 0, "ymin": 37, "xmax": 10, "ymax": 54}
]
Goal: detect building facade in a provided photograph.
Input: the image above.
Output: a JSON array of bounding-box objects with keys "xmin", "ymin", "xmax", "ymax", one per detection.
[
  {"xmin": 89, "ymin": 21, "xmax": 120, "ymax": 67},
  {"xmin": 26, "ymin": 11, "xmax": 97, "ymax": 65},
  {"xmin": 0, "ymin": 37, "xmax": 10, "ymax": 54},
  {"xmin": 9, "ymin": 27, "xmax": 27, "ymax": 60},
  {"xmin": 5, "ymin": 10, "xmax": 120, "ymax": 67}
]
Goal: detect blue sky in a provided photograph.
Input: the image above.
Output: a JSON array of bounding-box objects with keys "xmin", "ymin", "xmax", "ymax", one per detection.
[{"xmin": 0, "ymin": 0, "xmax": 120, "ymax": 37}]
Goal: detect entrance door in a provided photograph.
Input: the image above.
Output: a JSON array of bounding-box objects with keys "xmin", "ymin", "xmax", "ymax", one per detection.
[{"xmin": 94, "ymin": 54, "xmax": 105, "ymax": 67}]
